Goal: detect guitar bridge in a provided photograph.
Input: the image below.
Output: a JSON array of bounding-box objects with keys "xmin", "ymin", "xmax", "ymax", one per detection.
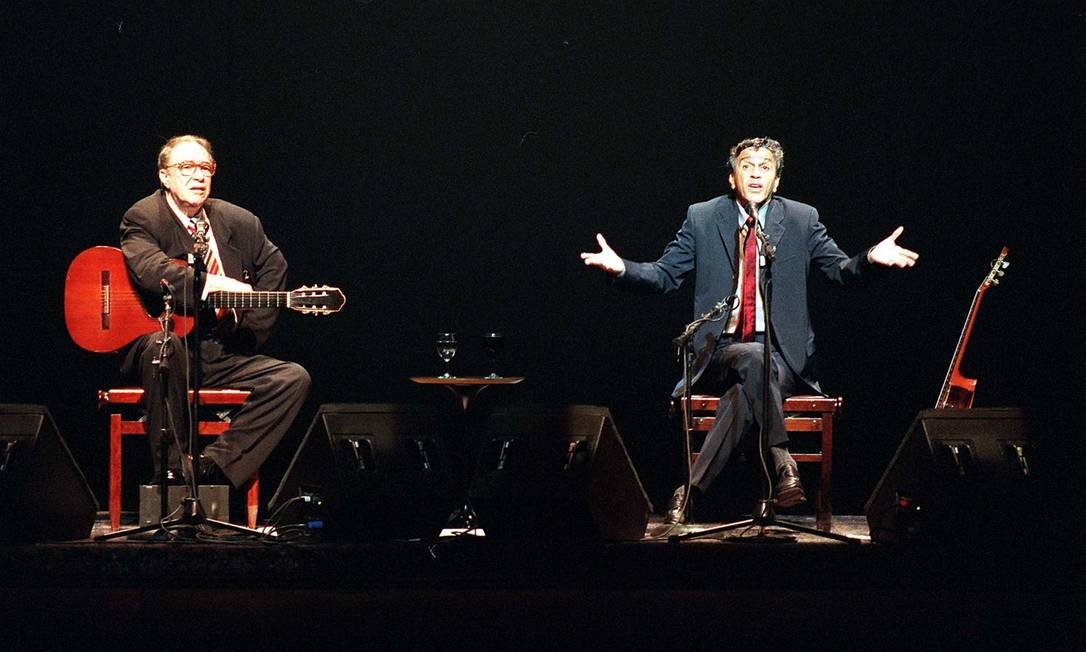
[{"xmin": 100, "ymin": 269, "xmax": 110, "ymax": 330}]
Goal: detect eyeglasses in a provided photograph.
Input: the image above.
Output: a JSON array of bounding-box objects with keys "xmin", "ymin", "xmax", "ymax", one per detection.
[{"xmin": 165, "ymin": 160, "xmax": 217, "ymax": 177}]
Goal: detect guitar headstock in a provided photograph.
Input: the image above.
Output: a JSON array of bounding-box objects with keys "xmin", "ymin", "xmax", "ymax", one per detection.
[
  {"xmin": 980, "ymin": 246, "xmax": 1010, "ymax": 292},
  {"xmin": 288, "ymin": 286, "xmax": 346, "ymax": 315}
]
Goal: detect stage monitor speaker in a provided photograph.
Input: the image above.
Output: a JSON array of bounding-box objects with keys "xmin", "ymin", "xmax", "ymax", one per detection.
[
  {"xmin": 864, "ymin": 408, "xmax": 1042, "ymax": 545},
  {"xmin": 269, "ymin": 404, "xmax": 460, "ymax": 540},
  {"xmin": 468, "ymin": 405, "xmax": 652, "ymax": 541},
  {"xmin": 0, "ymin": 404, "xmax": 99, "ymax": 542}
]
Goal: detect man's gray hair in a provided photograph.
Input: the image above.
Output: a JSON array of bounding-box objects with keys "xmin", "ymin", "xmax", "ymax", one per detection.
[{"xmin": 157, "ymin": 134, "xmax": 215, "ymax": 170}]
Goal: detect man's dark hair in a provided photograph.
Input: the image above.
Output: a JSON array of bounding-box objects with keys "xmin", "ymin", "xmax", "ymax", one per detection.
[{"xmin": 728, "ymin": 137, "xmax": 784, "ymax": 175}]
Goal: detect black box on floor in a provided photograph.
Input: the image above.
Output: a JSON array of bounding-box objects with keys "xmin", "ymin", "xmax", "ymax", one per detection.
[
  {"xmin": 271, "ymin": 404, "xmax": 460, "ymax": 540},
  {"xmin": 468, "ymin": 405, "xmax": 652, "ymax": 541},
  {"xmin": 0, "ymin": 404, "xmax": 99, "ymax": 542},
  {"xmin": 865, "ymin": 408, "xmax": 1043, "ymax": 545},
  {"xmin": 139, "ymin": 484, "xmax": 229, "ymax": 526}
]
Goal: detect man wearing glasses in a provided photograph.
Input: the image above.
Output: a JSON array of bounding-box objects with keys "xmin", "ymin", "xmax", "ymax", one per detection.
[{"xmin": 120, "ymin": 134, "xmax": 310, "ymax": 495}]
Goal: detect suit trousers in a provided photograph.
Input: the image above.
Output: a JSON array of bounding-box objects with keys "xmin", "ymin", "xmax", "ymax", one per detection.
[
  {"xmin": 688, "ymin": 336, "xmax": 799, "ymax": 493},
  {"xmin": 123, "ymin": 333, "xmax": 311, "ymax": 488}
]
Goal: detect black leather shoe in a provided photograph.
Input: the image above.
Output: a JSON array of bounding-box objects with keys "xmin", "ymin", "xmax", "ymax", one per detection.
[
  {"xmin": 774, "ymin": 464, "xmax": 806, "ymax": 508},
  {"xmin": 665, "ymin": 485, "xmax": 688, "ymax": 525},
  {"xmin": 196, "ymin": 455, "xmax": 230, "ymax": 486}
]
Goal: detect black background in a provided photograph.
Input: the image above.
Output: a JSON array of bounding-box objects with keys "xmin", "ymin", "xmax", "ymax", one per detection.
[{"xmin": 3, "ymin": 2, "xmax": 1083, "ymax": 514}]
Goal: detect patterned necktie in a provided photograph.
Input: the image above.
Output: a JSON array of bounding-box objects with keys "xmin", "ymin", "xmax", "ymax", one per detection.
[
  {"xmin": 736, "ymin": 214, "xmax": 758, "ymax": 342},
  {"xmin": 188, "ymin": 215, "xmax": 226, "ymax": 318},
  {"xmin": 188, "ymin": 216, "xmax": 222, "ymax": 276}
]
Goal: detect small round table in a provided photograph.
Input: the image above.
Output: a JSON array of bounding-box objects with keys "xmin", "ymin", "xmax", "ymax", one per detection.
[
  {"xmin": 410, "ymin": 376, "xmax": 525, "ymax": 532},
  {"xmin": 409, "ymin": 376, "xmax": 525, "ymax": 411}
]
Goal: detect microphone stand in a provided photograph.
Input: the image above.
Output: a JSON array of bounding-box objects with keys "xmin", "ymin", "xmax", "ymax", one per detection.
[
  {"xmin": 671, "ymin": 205, "xmax": 857, "ymax": 544},
  {"xmin": 666, "ymin": 297, "xmax": 735, "ymax": 526},
  {"xmin": 178, "ymin": 219, "xmax": 261, "ymax": 535},
  {"xmin": 96, "ymin": 219, "xmax": 259, "ymax": 540}
]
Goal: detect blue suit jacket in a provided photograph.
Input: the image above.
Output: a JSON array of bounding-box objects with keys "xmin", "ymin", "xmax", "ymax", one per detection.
[{"xmin": 616, "ymin": 194, "xmax": 869, "ymax": 394}]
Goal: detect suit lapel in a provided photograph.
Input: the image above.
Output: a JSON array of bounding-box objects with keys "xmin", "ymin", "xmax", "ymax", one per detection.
[
  {"xmin": 205, "ymin": 202, "xmax": 241, "ymax": 278},
  {"xmin": 765, "ymin": 196, "xmax": 786, "ymax": 249},
  {"xmin": 714, "ymin": 197, "xmax": 740, "ymax": 274},
  {"xmin": 157, "ymin": 191, "xmax": 197, "ymax": 256}
]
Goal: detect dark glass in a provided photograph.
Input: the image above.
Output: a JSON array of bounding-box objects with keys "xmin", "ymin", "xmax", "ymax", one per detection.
[{"xmin": 482, "ymin": 332, "xmax": 504, "ymax": 378}]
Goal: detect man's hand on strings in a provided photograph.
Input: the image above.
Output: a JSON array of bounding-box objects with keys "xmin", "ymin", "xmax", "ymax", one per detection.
[
  {"xmin": 204, "ymin": 274, "xmax": 252, "ymax": 294},
  {"xmin": 580, "ymin": 233, "xmax": 626, "ymax": 276},
  {"xmin": 868, "ymin": 226, "xmax": 919, "ymax": 268}
]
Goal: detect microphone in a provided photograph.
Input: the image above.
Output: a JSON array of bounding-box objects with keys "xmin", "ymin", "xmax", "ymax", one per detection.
[
  {"xmin": 748, "ymin": 200, "xmax": 775, "ymax": 261},
  {"xmin": 674, "ymin": 294, "xmax": 737, "ymax": 349},
  {"xmin": 158, "ymin": 279, "xmax": 176, "ymax": 324},
  {"xmin": 707, "ymin": 295, "xmax": 737, "ymax": 318},
  {"xmin": 190, "ymin": 216, "xmax": 209, "ymax": 255}
]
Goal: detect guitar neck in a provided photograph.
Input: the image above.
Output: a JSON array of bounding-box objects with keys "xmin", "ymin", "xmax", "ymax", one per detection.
[
  {"xmin": 935, "ymin": 247, "xmax": 1008, "ymax": 409},
  {"xmin": 206, "ymin": 291, "xmax": 291, "ymax": 309},
  {"xmin": 936, "ymin": 287, "xmax": 986, "ymax": 408}
]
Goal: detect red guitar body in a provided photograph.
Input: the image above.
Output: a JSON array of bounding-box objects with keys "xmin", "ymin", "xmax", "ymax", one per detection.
[{"xmin": 64, "ymin": 246, "xmax": 194, "ymax": 353}]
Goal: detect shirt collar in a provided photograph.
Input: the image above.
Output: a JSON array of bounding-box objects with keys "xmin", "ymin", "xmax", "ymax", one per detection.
[
  {"xmin": 734, "ymin": 198, "xmax": 769, "ymax": 228},
  {"xmin": 163, "ymin": 191, "xmax": 206, "ymax": 230}
]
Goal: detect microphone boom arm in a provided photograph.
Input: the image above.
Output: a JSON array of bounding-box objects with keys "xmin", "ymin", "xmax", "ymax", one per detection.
[{"xmin": 673, "ymin": 295, "xmax": 737, "ymax": 352}]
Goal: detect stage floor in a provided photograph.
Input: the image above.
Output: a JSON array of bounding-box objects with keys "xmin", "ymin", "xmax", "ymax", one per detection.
[
  {"xmin": 2, "ymin": 512, "xmax": 1080, "ymax": 648},
  {"xmin": 91, "ymin": 511, "xmax": 874, "ymax": 543}
]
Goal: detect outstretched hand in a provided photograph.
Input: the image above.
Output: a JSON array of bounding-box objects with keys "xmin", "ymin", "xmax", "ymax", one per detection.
[
  {"xmin": 868, "ymin": 226, "xmax": 919, "ymax": 268},
  {"xmin": 580, "ymin": 233, "xmax": 626, "ymax": 276}
]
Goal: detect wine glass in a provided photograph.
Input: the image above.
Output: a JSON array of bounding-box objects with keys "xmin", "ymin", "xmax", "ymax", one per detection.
[
  {"xmin": 435, "ymin": 332, "xmax": 458, "ymax": 378},
  {"xmin": 482, "ymin": 332, "xmax": 505, "ymax": 378}
]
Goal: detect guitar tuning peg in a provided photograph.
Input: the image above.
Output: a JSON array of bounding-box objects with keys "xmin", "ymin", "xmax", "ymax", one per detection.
[
  {"xmin": 996, "ymin": 269, "xmax": 1005, "ymax": 277},
  {"xmin": 990, "ymin": 278, "xmax": 1000, "ymax": 285},
  {"xmin": 1001, "ymin": 261, "xmax": 1010, "ymax": 269}
]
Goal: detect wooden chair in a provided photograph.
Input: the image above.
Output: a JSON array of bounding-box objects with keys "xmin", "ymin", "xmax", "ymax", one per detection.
[
  {"xmin": 679, "ymin": 394, "xmax": 841, "ymax": 531},
  {"xmin": 98, "ymin": 387, "xmax": 260, "ymax": 531}
]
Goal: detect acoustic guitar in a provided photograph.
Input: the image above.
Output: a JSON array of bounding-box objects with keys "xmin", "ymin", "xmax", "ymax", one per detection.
[
  {"xmin": 64, "ymin": 246, "xmax": 345, "ymax": 353},
  {"xmin": 934, "ymin": 246, "xmax": 1009, "ymax": 409}
]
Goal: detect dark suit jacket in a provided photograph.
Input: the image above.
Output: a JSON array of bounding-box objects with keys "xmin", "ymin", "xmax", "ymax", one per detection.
[
  {"xmin": 120, "ymin": 190, "xmax": 287, "ymax": 353},
  {"xmin": 616, "ymin": 194, "xmax": 868, "ymax": 393}
]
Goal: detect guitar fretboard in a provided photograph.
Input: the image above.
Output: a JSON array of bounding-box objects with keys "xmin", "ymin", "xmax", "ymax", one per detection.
[{"xmin": 207, "ymin": 291, "xmax": 291, "ymax": 309}]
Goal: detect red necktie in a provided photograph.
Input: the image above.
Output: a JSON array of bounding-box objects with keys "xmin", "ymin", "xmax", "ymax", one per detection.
[{"xmin": 736, "ymin": 214, "xmax": 758, "ymax": 342}]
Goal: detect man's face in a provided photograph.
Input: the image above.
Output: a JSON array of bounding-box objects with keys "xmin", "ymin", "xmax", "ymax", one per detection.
[
  {"xmin": 158, "ymin": 141, "xmax": 214, "ymax": 213},
  {"xmin": 728, "ymin": 147, "xmax": 780, "ymax": 207}
]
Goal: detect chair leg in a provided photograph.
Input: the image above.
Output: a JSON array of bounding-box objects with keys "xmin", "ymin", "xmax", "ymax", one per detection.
[
  {"xmin": 817, "ymin": 411, "xmax": 834, "ymax": 531},
  {"xmin": 246, "ymin": 475, "xmax": 260, "ymax": 529},
  {"xmin": 109, "ymin": 413, "xmax": 123, "ymax": 532}
]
